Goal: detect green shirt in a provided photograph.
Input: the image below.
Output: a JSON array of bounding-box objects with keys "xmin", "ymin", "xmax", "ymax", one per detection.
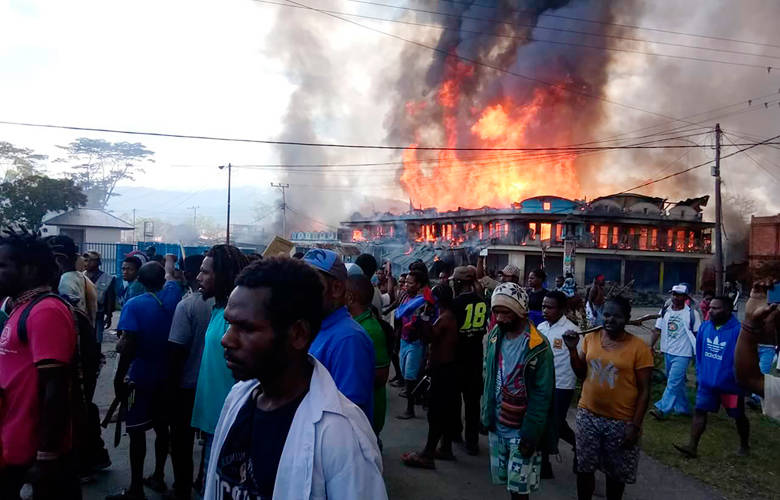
[
  {"xmin": 354, "ymin": 310, "xmax": 389, "ymax": 368},
  {"xmin": 354, "ymin": 309, "xmax": 389, "ymax": 433},
  {"xmin": 191, "ymin": 307, "xmax": 235, "ymax": 434}
]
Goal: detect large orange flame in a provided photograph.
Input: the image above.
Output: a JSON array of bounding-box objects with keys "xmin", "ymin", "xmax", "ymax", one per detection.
[{"xmin": 400, "ymin": 60, "xmax": 582, "ymax": 211}]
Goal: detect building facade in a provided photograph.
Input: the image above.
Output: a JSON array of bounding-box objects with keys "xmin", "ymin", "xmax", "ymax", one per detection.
[
  {"xmin": 341, "ymin": 194, "xmax": 714, "ymax": 293},
  {"xmin": 42, "ymin": 208, "xmax": 134, "ymax": 245},
  {"xmin": 749, "ymin": 214, "xmax": 780, "ymax": 271}
]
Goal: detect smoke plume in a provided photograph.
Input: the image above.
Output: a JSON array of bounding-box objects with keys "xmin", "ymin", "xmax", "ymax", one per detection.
[{"xmin": 263, "ymin": 0, "xmax": 780, "ymax": 261}]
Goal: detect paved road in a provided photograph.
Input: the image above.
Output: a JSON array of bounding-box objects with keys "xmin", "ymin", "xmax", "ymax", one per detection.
[{"xmin": 79, "ymin": 317, "xmax": 723, "ymax": 500}]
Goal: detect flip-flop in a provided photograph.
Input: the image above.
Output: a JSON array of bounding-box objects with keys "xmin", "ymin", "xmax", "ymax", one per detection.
[
  {"xmin": 672, "ymin": 444, "xmax": 697, "ymax": 458},
  {"xmin": 401, "ymin": 451, "xmax": 436, "ymax": 469}
]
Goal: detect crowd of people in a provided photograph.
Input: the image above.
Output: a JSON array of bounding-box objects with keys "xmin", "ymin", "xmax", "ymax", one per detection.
[{"xmin": 0, "ymin": 229, "xmax": 777, "ymax": 500}]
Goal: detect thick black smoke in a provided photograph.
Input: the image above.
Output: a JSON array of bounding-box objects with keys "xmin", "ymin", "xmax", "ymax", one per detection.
[{"xmin": 263, "ymin": 0, "xmax": 780, "ymax": 264}]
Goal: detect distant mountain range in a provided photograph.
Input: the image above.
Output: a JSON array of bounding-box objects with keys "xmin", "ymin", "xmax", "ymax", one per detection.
[
  {"xmin": 106, "ymin": 185, "xmax": 274, "ymax": 225},
  {"xmin": 106, "ymin": 186, "xmax": 410, "ymax": 227}
]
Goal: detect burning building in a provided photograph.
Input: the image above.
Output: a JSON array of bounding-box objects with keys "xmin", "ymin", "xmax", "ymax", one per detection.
[{"xmin": 341, "ymin": 194, "xmax": 714, "ymax": 293}]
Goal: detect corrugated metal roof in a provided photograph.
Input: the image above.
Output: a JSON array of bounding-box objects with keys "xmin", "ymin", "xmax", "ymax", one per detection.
[{"xmin": 44, "ymin": 208, "xmax": 134, "ymax": 230}]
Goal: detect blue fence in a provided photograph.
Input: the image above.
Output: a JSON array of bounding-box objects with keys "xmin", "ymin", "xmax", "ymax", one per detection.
[{"xmin": 82, "ymin": 242, "xmax": 258, "ymax": 279}]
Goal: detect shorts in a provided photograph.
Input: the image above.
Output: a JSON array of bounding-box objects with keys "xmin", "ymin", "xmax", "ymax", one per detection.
[
  {"xmin": 575, "ymin": 408, "xmax": 640, "ymax": 484},
  {"xmin": 126, "ymin": 383, "xmax": 168, "ymax": 431},
  {"xmin": 488, "ymin": 432, "xmax": 542, "ymax": 495},
  {"xmin": 399, "ymin": 339, "xmax": 424, "ymax": 381},
  {"xmin": 695, "ymin": 386, "xmax": 745, "ymax": 418}
]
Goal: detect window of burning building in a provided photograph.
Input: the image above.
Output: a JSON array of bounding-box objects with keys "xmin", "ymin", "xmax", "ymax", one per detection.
[
  {"xmin": 540, "ymin": 223, "xmax": 552, "ymax": 242},
  {"xmin": 639, "ymin": 227, "xmax": 649, "ymax": 250},
  {"xmin": 676, "ymin": 229, "xmax": 686, "ymax": 252},
  {"xmin": 599, "ymin": 226, "xmax": 609, "ymax": 249}
]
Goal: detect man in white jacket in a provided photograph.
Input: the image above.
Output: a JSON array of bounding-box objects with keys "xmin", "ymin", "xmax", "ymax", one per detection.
[{"xmin": 204, "ymin": 257, "xmax": 387, "ymax": 500}]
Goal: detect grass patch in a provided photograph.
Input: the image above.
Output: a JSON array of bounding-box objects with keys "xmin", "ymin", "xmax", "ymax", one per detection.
[{"xmin": 640, "ymin": 354, "xmax": 780, "ymax": 499}]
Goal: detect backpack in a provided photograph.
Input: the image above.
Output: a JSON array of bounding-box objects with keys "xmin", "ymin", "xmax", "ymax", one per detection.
[
  {"xmin": 660, "ymin": 301, "xmax": 697, "ymax": 333},
  {"xmin": 17, "ymin": 293, "xmax": 100, "ymax": 460}
]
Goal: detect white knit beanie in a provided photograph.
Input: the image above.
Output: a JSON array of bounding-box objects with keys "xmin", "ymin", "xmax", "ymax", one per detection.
[{"xmin": 491, "ymin": 282, "xmax": 529, "ymax": 317}]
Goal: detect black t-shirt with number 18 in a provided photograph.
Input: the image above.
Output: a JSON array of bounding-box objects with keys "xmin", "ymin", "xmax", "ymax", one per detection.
[
  {"xmin": 216, "ymin": 389, "xmax": 307, "ymax": 500},
  {"xmin": 452, "ymin": 291, "xmax": 488, "ymax": 364}
]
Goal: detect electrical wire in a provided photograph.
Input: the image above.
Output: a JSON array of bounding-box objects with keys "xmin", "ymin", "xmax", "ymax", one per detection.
[
  {"xmin": 407, "ymin": 0, "xmax": 780, "ymax": 50},
  {"xmin": 340, "ymin": 0, "xmax": 780, "ymax": 65},
  {"xmin": 4, "ymin": 119, "xmax": 761, "ymax": 151},
  {"xmin": 281, "ymin": 0, "xmax": 700, "ymax": 123},
  {"xmin": 722, "ymin": 133, "xmax": 780, "ymax": 183},
  {"xmin": 615, "ymin": 132, "xmax": 780, "ymax": 194},
  {"xmin": 255, "ymin": 0, "xmax": 780, "ymax": 69},
  {"xmin": 286, "ymin": 205, "xmax": 342, "ymax": 230}
]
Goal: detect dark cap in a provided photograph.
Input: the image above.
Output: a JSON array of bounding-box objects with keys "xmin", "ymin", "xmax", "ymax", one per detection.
[{"xmin": 452, "ymin": 266, "xmax": 476, "ymax": 281}]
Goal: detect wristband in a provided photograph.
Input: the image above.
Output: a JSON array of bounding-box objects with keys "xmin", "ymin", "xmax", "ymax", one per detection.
[{"xmin": 36, "ymin": 451, "xmax": 60, "ymax": 461}]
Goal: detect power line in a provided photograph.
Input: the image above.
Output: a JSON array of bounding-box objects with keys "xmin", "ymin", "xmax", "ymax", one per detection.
[
  {"xmin": 573, "ymin": 94, "xmax": 780, "ymax": 151},
  {"xmin": 255, "ymin": 0, "xmax": 780, "ymax": 69},
  {"xmin": 722, "ymin": 133, "xmax": 780, "ymax": 183},
  {"xmin": 616, "ymin": 132, "xmax": 780, "ymax": 194},
  {"xmin": 6, "ymin": 119, "xmax": 768, "ymax": 151},
  {"xmin": 286, "ymin": 205, "xmax": 341, "ymax": 230},
  {"xmin": 409, "ymin": 0, "xmax": 780, "ymax": 50},
  {"xmin": 340, "ymin": 0, "xmax": 780, "ymax": 66},
  {"xmin": 280, "ymin": 0, "xmax": 697, "ymax": 123}
]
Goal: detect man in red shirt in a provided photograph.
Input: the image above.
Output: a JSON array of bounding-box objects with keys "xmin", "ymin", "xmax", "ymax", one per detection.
[{"xmin": 0, "ymin": 229, "xmax": 80, "ymax": 499}]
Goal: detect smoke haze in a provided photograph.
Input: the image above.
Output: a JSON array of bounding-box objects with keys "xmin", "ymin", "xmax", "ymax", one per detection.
[{"xmin": 263, "ymin": 0, "xmax": 780, "ymax": 242}]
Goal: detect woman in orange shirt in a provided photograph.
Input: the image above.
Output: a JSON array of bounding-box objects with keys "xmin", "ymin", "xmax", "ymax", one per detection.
[{"xmin": 563, "ymin": 296, "xmax": 653, "ymax": 500}]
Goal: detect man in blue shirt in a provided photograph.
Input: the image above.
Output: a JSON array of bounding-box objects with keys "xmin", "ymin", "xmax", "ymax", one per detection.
[
  {"xmin": 304, "ymin": 249, "xmax": 375, "ymax": 421},
  {"xmin": 108, "ymin": 262, "xmax": 183, "ymax": 500},
  {"xmin": 673, "ymin": 296, "xmax": 749, "ymax": 458}
]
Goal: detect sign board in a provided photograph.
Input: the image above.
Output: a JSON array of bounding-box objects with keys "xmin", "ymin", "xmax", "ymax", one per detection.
[{"xmin": 262, "ymin": 236, "xmax": 295, "ymax": 258}]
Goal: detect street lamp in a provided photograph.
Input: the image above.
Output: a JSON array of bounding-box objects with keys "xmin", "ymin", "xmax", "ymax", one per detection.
[{"xmin": 219, "ymin": 163, "xmax": 232, "ymax": 244}]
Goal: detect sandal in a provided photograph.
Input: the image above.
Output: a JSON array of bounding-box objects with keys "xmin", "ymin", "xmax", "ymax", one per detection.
[
  {"xmin": 673, "ymin": 443, "xmax": 697, "ymax": 458},
  {"xmin": 649, "ymin": 409, "xmax": 666, "ymax": 421},
  {"xmin": 401, "ymin": 451, "xmax": 436, "ymax": 469}
]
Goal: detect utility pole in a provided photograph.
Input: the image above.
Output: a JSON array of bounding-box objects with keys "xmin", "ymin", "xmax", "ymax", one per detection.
[
  {"xmin": 271, "ymin": 182, "xmax": 290, "ymax": 238},
  {"xmin": 188, "ymin": 205, "xmax": 200, "ymax": 229},
  {"xmin": 132, "ymin": 208, "xmax": 136, "ymax": 243},
  {"xmin": 220, "ymin": 163, "xmax": 232, "ymax": 244},
  {"xmin": 713, "ymin": 124, "xmax": 724, "ymax": 295}
]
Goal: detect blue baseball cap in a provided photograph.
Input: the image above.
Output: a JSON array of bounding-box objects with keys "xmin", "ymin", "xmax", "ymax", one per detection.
[{"xmin": 303, "ymin": 248, "xmax": 348, "ymax": 282}]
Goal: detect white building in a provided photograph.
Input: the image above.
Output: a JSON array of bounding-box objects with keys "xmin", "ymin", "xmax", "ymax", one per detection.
[{"xmin": 42, "ymin": 208, "xmax": 134, "ymax": 246}]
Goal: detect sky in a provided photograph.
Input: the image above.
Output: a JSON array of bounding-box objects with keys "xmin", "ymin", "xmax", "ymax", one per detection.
[{"xmin": 1, "ymin": 0, "xmax": 780, "ymax": 228}]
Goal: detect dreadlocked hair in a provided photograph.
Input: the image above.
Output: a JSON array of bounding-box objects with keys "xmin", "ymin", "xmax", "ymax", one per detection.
[
  {"xmin": 0, "ymin": 227, "xmax": 58, "ymax": 288},
  {"xmin": 206, "ymin": 244, "xmax": 250, "ymax": 307}
]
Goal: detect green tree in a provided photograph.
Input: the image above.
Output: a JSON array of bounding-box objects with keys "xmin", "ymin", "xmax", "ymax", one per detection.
[
  {"xmin": 0, "ymin": 141, "xmax": 48, "ymax": 181},
  {"xmin": 0, "ymin": 175, "xmax": 87, "ymax": 230},
  {"xmin": 58, "ymin": 138, "xmax": 154, "ymax": 209}
]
